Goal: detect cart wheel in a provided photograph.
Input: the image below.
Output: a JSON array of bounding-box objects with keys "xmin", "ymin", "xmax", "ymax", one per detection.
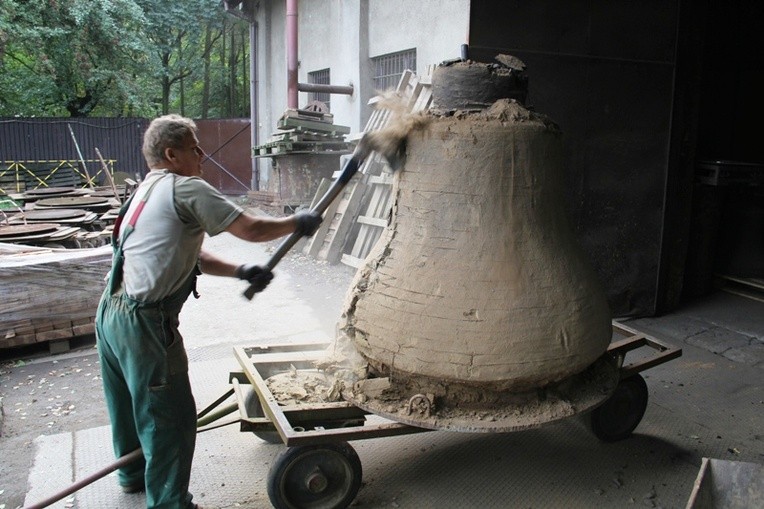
[
  {"xmin": 244, "ymin": 388, "xmax": 282, "ymax": 444},
  {"xmin": 267, "ymin": 442, "xmax": 362, "ymax": 509},
  {"xmin": 590, "ymin": 373, "xmax": 649, "ymax": 442}
]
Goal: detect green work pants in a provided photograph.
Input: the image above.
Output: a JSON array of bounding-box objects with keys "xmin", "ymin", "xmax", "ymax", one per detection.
[{"xmin": 96, "ymin": 277, "xmax": 197, "ymax": 509}]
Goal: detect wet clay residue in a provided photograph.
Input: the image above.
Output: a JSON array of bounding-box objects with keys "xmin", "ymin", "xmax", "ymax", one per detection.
[
  {"xmin": 263, "ymin": 334, "xmax": 618, "ymax": 432},
  {"xmin": 338, "ymin": 354, "xmax": 619, "ymax": 432},
  {"xmin": 265, "ymin": 369, "xmax": 340, "ymax": 406}
]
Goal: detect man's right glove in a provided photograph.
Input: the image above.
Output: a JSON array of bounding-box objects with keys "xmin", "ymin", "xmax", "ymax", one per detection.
[
  {"xmin": 236, "ymin": 264, "xmax": 274, "ymax": 294},
  {"xmin": 293, "ymin": 211, "xmax": 322, "ymax": 237}
]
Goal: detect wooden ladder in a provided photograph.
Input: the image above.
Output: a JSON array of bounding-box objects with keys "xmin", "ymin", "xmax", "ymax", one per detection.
[{"xmin": 304, "ymin": 69, "xmax": 433, "ymax": 265}]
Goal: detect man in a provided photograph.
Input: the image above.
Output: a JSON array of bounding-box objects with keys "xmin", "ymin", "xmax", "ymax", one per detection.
[{"xmin": 95, "ymin": 114, "xmax": 321, "ymax": 509}]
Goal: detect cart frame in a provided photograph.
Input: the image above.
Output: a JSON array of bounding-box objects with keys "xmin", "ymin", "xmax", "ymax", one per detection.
[
  {"xmin": 224, "ymin": 320, "xmax": 681, "ymax": 446},
  {"xmin": 212, "ymin": 320, "xmax": 681, "ymax": 509}
]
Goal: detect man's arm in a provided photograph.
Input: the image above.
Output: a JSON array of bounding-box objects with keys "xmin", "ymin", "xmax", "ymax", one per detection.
[
  {"xmin": 225, "ymin": 212, "xmax": 296, "ymax": 242},
  {"xmin": 202, "ymin": 210, "xmax": 321, "ymax": 278},
  {"xmin": 198, "ymin": 249, "xmax": 274, "ymax": 292},
  {"xmin": 198, "ymin": 250, "xmax": 238, "ymax": 277}
]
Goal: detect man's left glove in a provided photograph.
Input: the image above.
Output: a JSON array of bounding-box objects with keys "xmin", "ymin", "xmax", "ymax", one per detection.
[
  {"xmin": 293, "ymin": 211, "xmax": 322, "ymax": 237},
  {"xmin": 236, "ymin": 264, "xmax": 274, "ymax": 293}
]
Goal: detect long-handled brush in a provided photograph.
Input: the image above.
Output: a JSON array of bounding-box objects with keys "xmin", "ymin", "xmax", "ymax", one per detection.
[{"xmin": 243, "ymin": 102, "xmax": 427, "ymax": 300}]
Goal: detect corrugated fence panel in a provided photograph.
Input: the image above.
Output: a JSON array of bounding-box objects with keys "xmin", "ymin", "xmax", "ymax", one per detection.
[
  {"xmin": 0, "ymin": 117, "xmax": 148, "ymax": 185},
  {"xmin": 0, "ymin": 117, "xmax": 254, "ymax": 194}
]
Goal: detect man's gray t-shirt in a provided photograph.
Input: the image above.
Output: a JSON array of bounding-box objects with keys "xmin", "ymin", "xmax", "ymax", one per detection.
[{"xmin": 119, "ymin": 169, "xmax": 243, "ymax": 302}]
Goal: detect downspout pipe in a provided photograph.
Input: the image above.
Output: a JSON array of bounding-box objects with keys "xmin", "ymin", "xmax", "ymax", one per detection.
[
  {"xmin": 250, "ymin": 19, "xmax": 259, "ymax": 190},
  {"xmin": 286, "ymin": 0, "xmax": 298, "ymax": 109}
]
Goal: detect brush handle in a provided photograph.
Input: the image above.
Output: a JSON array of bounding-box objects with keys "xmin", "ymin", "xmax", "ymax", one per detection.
[{"xmin": 243, "ymin": 148, "xmax": 365, "ymax": 300}]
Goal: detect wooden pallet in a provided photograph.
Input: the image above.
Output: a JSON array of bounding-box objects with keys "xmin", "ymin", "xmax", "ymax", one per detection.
[
  {"xmin": 277, "ymin": 116, "xmax": 351, "ymax": 136},
  {"xmin": 2, "ymin": 316, "xmax": 96, "ymax": 351},
  {"xmin": 304, "ymin": 69, "xmax": 433, "ymax": 266},
  {"xmin": 270, "ymin": 129, "xmax": 347, "ymax": 143},
  {"xmin": 302, "ymin": 69, "xmax": 421, "ymax": 263},
  {"xmin": 281, "ymin": 107, "xmax": 335, "ymax": 124},
  {"xmin": 303, "ymin": 169, "xmax": 367, "ymax": 262},
  {"xmin": 253, "ymin": 140, "xmax": 350, "ymax": 157}
]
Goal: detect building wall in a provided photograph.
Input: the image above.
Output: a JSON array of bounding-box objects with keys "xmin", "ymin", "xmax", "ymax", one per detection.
[
  {"xmin": 368, "ymin": 0, "xmax": 469, "ymax": 71},
  {"xmin": 254, "ymin": 0, "xmax": 469, "ymax": 185}
]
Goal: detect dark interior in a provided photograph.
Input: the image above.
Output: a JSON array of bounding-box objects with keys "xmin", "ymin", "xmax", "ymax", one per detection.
[{"xmin": 468, "ymin": 0, "xmax": 763, "ymax": 317}]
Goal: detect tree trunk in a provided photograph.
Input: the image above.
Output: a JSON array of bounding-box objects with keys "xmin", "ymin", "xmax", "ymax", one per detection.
[
  {"xmin": 221, "ymin": 19, "xmax": 228, "ymax": 116},
  {"xmin": 179, "ymin": 40, "xmax": 185, "ymax": 116},
  {"xmin": 202, "ymin": 25, "xmax": 212, "ymax": 119},
  {"xmin": 162, "ymin": 52, "xmax": 171, "ymax": 114},
  {"xmin": 229, "ymin": 26, "xmax": 236, "ymax": 116}
]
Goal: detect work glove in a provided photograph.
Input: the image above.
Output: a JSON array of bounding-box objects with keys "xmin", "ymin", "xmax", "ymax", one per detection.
[
  {"xmin": 236, "ymin": 264, "xmax": 274, "ymax": 294},
  {"xmin": 293, "ymin": 210, "xmax": 322, "ymax": 237}
]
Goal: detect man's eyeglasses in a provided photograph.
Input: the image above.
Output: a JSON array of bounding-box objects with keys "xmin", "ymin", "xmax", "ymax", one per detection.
[{"xmin": 178, "ymin": 145, "xmax": 206, "ymax": 157}]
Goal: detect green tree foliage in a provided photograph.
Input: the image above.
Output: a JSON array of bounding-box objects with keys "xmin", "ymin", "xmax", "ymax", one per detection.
[{"xmin": 0, "ymin": 0, "xmax": 251, "ymax": 118}]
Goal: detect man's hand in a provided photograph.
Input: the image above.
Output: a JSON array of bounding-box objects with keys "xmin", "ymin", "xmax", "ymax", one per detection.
[
  {"xmin": 236, "ymin": 264, "xmax": 274, "ymax": 293},
  {"xmin": 293, "ymin": 211, "xmax": 322, "ymax": 237}
]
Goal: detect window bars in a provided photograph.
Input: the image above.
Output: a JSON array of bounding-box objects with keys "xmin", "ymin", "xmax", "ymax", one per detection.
[
  {"xmin": 372, "ymin": 49, "xmax": 417, "ymax": 92},
  {"xmin": 307, "ymin": 68, "xmax": 331, "ymax": 111}
]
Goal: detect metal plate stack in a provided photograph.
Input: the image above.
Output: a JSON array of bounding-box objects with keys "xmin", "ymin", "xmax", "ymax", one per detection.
[
  {"xmin": 7, "ymin": 208, "xmax": 98, "ymax": 227},
  {"xmin": 0, "ymin": 221, "xmax": 80, "ymax": 244},
  {"xmin": 22, "ymin": 187, "xmax": 80, "ymax": 198},
  {"xmin": 86, "ymin": 185, "xmax": 127, "ymax": 200}
]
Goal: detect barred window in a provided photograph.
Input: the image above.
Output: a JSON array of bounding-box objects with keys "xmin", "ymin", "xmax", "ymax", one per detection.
[
  {"xmin": 372, "ymin": 49, "xmax": 416, "ymax": 91},
  {"xmin": 308, "ymin": 68, "xmax": 331, "ymax": 111}
]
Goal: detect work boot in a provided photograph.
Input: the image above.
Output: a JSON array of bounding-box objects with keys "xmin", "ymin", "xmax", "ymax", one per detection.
[{"xmin": 120, "ymin": 481, "xmax": 145, "ymax": 494}]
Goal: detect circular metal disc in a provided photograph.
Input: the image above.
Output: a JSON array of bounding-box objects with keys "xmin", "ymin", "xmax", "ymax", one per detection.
[
  {"xmin": 88, "ymin": 189, "xmax": 127, "ymax": 198},
  {"xmin": 0, "ymin": 223, "xmax": 60, "ymax": 237},
  {"xmin": 34, "ymin": 196, "xmax": 110, "ymax": 208},
  {"xmin": 18, "ymin": 208, "xmax": 88, "ymax": 220},
  {"xmin": 23, "ymin": 187, "xmax": 78, "ymax": 196}
]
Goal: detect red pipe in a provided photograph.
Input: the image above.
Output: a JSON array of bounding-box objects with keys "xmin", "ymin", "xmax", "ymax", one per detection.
[
  {"xmin": 286, "ymin": 0, "xmax": 298, "ymax": 109},
  {"xmin": 23, "ymin": 448, "xmax": 144, "ymax": 509}
]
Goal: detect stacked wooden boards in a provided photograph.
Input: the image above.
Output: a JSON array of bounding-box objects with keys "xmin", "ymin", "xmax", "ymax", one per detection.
[{"xmin": 0, "ymin": 243, "xmax": 112, "ymax": 350}]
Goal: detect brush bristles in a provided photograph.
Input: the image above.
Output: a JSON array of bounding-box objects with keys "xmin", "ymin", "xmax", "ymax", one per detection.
[{"xmin": 360, "ymin": 91, "xmax": 431, "ymax": 171}]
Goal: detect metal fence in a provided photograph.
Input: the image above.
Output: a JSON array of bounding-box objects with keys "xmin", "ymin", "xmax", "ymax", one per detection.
[
  {"xmin": 0, "ymin": 117, "xmax": 147, "ymax": 195},
  {"xmin": 0, "ymin": 117, "xmax": 254, "ymax": 195}
]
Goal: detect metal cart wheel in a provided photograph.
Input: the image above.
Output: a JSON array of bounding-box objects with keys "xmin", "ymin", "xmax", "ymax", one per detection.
[
  {"xmin": 267, "ymin": 442, "xmax": 362, "ymax": 509},
  {"xmin": 590, "ymin": 373, "xmax": 649, "ymax": 442},
  {"xmin": 244, "ymin": 388, "xmax": 283, "ymax": 444}
]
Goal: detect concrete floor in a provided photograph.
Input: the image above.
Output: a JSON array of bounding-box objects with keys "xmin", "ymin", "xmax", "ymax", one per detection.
[{"xmin": 7, "ymin": 231, "xmax": 764, "ymax": 509}]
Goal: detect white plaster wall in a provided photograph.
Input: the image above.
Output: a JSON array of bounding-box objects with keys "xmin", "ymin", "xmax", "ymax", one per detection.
[
  {"xmin": 368, "ymin": 0, "xmax": 470, "ymax": 71},
  {"xmin": 254, "ymin": 0, "xmax": 470, "ymax": 186},
  {"xmin": 299, "ymin": 1, "xmax": 366, "ymax": 132}
]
